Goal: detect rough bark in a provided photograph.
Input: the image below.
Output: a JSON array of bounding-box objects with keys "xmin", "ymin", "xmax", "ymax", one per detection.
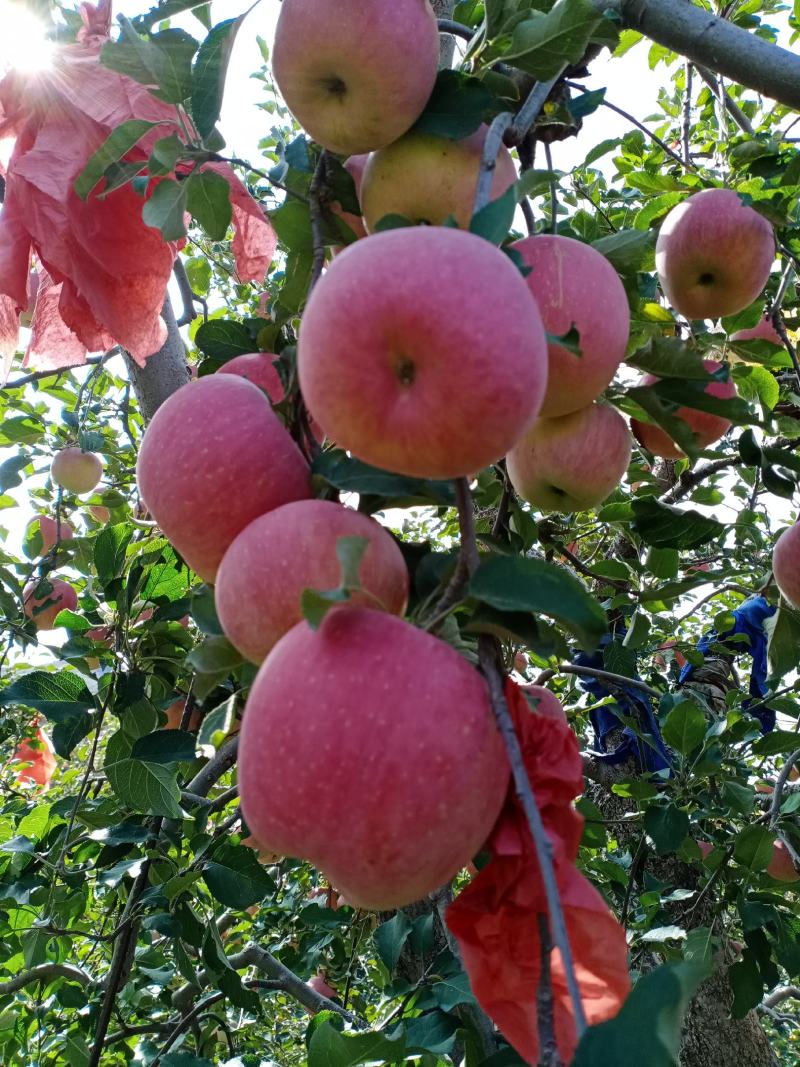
[{"xmin": 125, "ymin": 294, "xmax": 190, "ymax": 423}]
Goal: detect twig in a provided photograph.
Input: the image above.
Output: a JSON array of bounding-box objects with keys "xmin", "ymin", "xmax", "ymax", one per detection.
[
  {"xmin": 448, "ymin": 479, "xmax": 587, "ymax": 1039},
  {"xmin": 474, "ymin": 112, "xmax": 514, "ymax": 214},
  {"xmin": 770, "ymin": 262, "xmax": 795, "ymax": 315},
  {"xmin": 769, "ymin": 749, "xmax": 800, "ymax": 829},
  {"xmin": 620, "ymin": 833, "xmax": 647, "ymax": 926},
  {"xmin": 491, "ymin": 470, "xmax": 513, "ymax": 540},
  {"xmin": 674, "ymin": 583, "xmax": 748, "ymax": 625},
  {"xmin": 478, "ymin": 634, "xmax": 588, "ymax": 1039},
  {"xmin": 436, "ymin": 17, "xmax": 474, "ymax": 41},
  {"xmin": 429, "ymin": 477, "xmax": 480, "ymax": 623},
  {"xmin": 5, "ymin": 348, "xmax": 120, "ymax": 390},
  {"xmin": 566, "ymin": 82, "xmax": 698, "ymax": 171},
  {"xmin": 543, "ymin": 143, "xmax": 558, "ymax": 235},
  {"xmin": 151, "ymin": 991, "xmax": 225, "ymax": 1067},
  {"xmin": 682, "ymin": 61, "xmax": 693, "ymax": 164},
  {"xmin": 508, "ymin": 72, "xmax": 565, "ymax": 145},
  {"xmin": 185, "ymin": 734, "xmax": 239, "ymax": 797},
  {"xmin": 559, "ymin": 544, "xmax": 626, "ymax": 589},
  {"xmin": 660, "ymin": 456, "xmax": 738, "ymax": 503},
  {"xmin": 550, "ymin": 662, "xmax": 660, "ymax": 698},
  {"xmin": 173, "ymin": 259, "xmax": 207, "ymax": 327},
  {"xmin": 308, "ymin": 151, "xmax": 329, "ymax": 295},
  {"xmin": 771, "ymin": 308, "xmax": 800, "ymax": 397},
  {"xmin": 695, "ymin": 65, "xmax": 755, "ymax": 136},
  {"xmin": 536, "ymin": 915, "xmax": 562, "ymax": 1067}
]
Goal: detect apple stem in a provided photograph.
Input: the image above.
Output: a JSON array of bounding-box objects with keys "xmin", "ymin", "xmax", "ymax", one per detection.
[{"xmin": 448, "ymin": 475, "xmax": 589, "ymax": 1039}]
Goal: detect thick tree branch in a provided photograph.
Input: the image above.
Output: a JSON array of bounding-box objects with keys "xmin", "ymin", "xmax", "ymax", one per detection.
[
  {"xmin": 308, "ymin": 152, "xmax": 329, "ymax": 295},
  {"xmin": 769, "ymin": 750, "xmax": 800, "ymax": 830},
  {"xmin": 596, "ymin": 0, "xmax": 800, "ymax": 112},
  {"xmin": 125, "ymin": 294, "xmax": 190, "ymax": 422},
  {"xmin": 0, "ymin": 963, "xmax": 90, "ymax": 994},
  {"xmin": 173, "ymin": 259, "xmax": 207, "ymax": 327},
  {"xmin": 764, "ymin": 985, "xmax": 800, "ymax": 1009}
]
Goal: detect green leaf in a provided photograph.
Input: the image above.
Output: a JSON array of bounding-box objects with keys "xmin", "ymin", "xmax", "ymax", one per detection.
[
  {"xmin": 0, "ymin": 671, "xmax": 94, "ymax": 719},
  {"xmin": 131, "ymin": 729, "xmax": 196, "ymax": 764},
  {"xmin": 312, "ymin": 450, "xmax": 456, "ymax": 506},
  {"xmin": 202, "ymin": 843, "xmax": 274, "ymax": 909},
  {"xmin": 142, "ymin": 179, "xmax": 189, "ymax": 241},
  {"xmin": 469, "ymin": 555, "xmax": 607, "ymax": 650},
  {"xmin": 53, "ymin": 714, "xmax": 93, "ymax": 760},
  {"xmin": 469, "ymin": 184, "xmax": 517, "ymax": 245},
  {"xmin": 146, "ymin": 27, "xmax": 198, "ymax": 102},
  {"xmin": 194, "ymin": 319, "xmax": 254, "ymax": 359},
  {"xmin": 645, "ymin": 803, "xmax": 690, "ymax": 855},
  {"xmin": 186, "ymin": 635, "xmax": 243, "ymax": 675},
  {"xmin": 627, "ymin": 337, "xmax": 715, "ymax": 380},
  {"xmin": 94, "ymin": 524, "xmax": 133, "ymax": 591},
  {"xmin": 271, "ymin": 199, "xmax": 313, "ymax": 253},
  {"xmin": 662, "ymin": 700, "xmax": 706, "ymax": 755},
  {"xmin": 308, "ymin": 1021, "xmax": 407, "ymax": 1067},
  {"xmin": 403, "ymin": 1010, "xmax": 459, "ymax": 1054},
  {"xmin": 186, "ymin": 168, "xmax": 232, "ymax": 240},
  {"xmin": 733, "ymin": 825, "xmax": 774, "ymax": 871},
  {"xmin": 501, "ymin": 0, "xmax": 603, "ymax": 81},
  {"xmin": 300, "ymin": 587, "xmax": 350, "ymax": 630},
  {"xmin": 730, "ymin": 953, "xmax": 764, "ymax": 1018},
  {"xmin": 104, "ymin": 730, "xmax": 183, "ymax": 818},
  {"xmin": 646, "ymin": 547, "xmax": 679, "ymax": 580},
  {"xmin": 74, "ymin": 119, "xmax": 156, "ymax": 199},
  {"xmin": 374, "ymin": 913, "xmax": 412, "ymax": 972},
  {"xmin": 592, "ymin": 228, "xmax": 655, "ymax": 274},
  {"xmin": 148, "ymin": 132, "xmax": 184, "ymax": 176},
  {"xmin": 413, "ymin": 69, "xmax": 499, "ymax": 139},
  {"xmin": 431, "ymin": 972, "xmax": 476, "ymax": 1011},
  {"xmin": 631, "ymin": 499, "xmax": 724, "ymax": 550},
  {"xmin": 768, "ymin": 603, "xmax": 800, "ymax": 677},
  {"xmin": 571, "ymin": 962, "xmax": 709, "ymax": 1066},
  {"xmin": 752, "ymin": 729, "xmax": 800, "ymax": 756},
  {"xmin": 637, "ymin": 375, "xmax": 753, "ymax": 424},
  {"xmin": 336, "ymin": 536, "xmax": 368, "ymax": 590},
  {"xmin": 190, "ymin": 16, "xmax": 244, "ymax": 141}
]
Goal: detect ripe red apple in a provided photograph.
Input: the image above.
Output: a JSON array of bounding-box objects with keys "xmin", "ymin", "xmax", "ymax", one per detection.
[
  {"xmin": 239, "ymin": 608, "xmax": 509, "ymax": 910},
  {"xmin": 506, "ymin": 402, "xmax": 631, "ymax": 513},
  {"xmin": 271, "ymin": 0, "xmax": 439, "ymax": 156},
  {"xmin": 520, "ymin": 685, "xmax": 568, "ymax": 724},
  {"xmin": 87, "ymin": 505, "xmax": 111, "ymax": 524},
  {"xmin": 307, "ymin": 973, "xmax": 337, "ymax": 1001},
  {"xmin": 360, "ymin": 126, "xmax": 517, "ymax": 231},
  {"xmin": 731, "ymin": 315, "xmax": 783, "ymax": 350},
  {"xmin": 136, "ymin": 375, "xmax": 311, "ymax": 582},
  {"xmin": 241, "ymin": 835, "xmax": 282, "ymax": 865},
  {"xmin": 26, "ymin": 515, "xmax": 75, "ymax": 553},
  {"xmin": 767, "ymin": 839, "xmax": 800, "ymax": 883},
  {"xmin": 654, "ymin": 640, "xmax": 687, "ymax": 671},
  {"xmin": 216, "ymin": 499, "xmax": 410, "ymax": 664},
  {"xmin": 772, "ymin": 521, "xmax": 800, "ymax": 609},
  {"xmin": 23, "ymin": 577, "xmax": 78, "ymax": 630},
  {"xmin": 330, "ymin": 154, "xmax": 369, "ymax": 242},
  {"xmin": 656, "ymin": 189, "xmax": 774, "ymax": 320},
  {"xmin": 696, "ymin": 839, "xmax": 714, "ymax": 860},
  {"xmin": 514, "ymin": 651, "xmax": 528, "ymax": 673},
  {"xmin": 630, "ymin": 360, "xmax": 737, "ymax": 459},
  {"xmin": 298, "ymin": 227, "xmax": 548, "ymax": 479},
  {"xmin": 217, "ymin": 352, "xmax": 283, "ymax": 400},
  {"xmin": 12, "ymin": 726, "xmax": 57, "ymax": 788},
  {"xmin": 51, "ymin": 447, "xmax": 103, "ymax": 495},
  {"xmin": 510, "ymin": 235, "xmax": 630, "ymax": 418}
]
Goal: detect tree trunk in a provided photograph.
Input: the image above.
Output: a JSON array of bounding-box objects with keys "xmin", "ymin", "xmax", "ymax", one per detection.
[
  {"xmin": 431, "ymin": 0, "xmax": 456, "ymax": 68},
  {"xmin": 125, "ymin": 293, "xmax": 190, "ymax": 423}
]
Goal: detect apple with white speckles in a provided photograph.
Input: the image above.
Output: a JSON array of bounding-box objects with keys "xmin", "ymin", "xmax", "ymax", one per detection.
[
  {"xmin": 271, "ymin": 0, "xmax": 439, "ymax": 156},
  {"xmin": 656, "ymin": 188, "xmax": 774, "ymax": 320},
  {"xmin": 772, "ymin": 521, "xmax": 800, "ymax": 609},
  {"xmin": 506, "ymin": 402, "xmax": 631, "ymax": 513},
  {"xmin": 216, "ymin": 499, "xmax": 409, "ymax": 664},
  {"xmin": 510, "ymin": 235, "xmax": 630, "ymax": 418},
  {"xmin": 520, "ymin": 685, "xmax": 568, "ymax": 724},
  {"xmin": 298, "ymin": 226, "xmax": 548, "ymax": 479},
  {"xmin": 238, "ymin": 607, "xmax": 509, "ymax": 910},
  {"xmin": 767, "ymin": 839, "xmax": 800, "ymax": 883},
  {"xmin": 136, "ymin": 375, "xmax": 311, "ymax": 583}
]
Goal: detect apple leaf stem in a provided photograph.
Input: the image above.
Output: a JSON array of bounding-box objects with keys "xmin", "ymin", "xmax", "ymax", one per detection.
[{"xmin": 448, "ymin": 476, "xmax": 588, "ymax": 1039}]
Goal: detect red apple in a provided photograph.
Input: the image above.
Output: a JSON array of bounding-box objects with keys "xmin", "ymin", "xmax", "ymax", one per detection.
[
  {"xmin": 272, "ymin": 0, "xmax": 439, "ymax": 156},
  {"xmin": 506, "ymin": 402, "xmax": 631, "ymax": 513},
  {"xmin": 772, "ymin": 521, "xmax": 800, "ymax": 609},
  {"xmin": 514, "ymin": 651, "xmax": 528, "ymax": 673},
  {"xmin": 298, "ymin": 227, "xmax": 548, "ymax": 479},
  {"xmin": 23, "ymin": 577, "xmax": 78, "ymax": 630},
  {"xmin": 217, "ymin": 352, "xmax": 283, "ymax": 400},
  {"xmin": 238, "ymin": 608, "xmax": 509, "ymax": 910},
  {"xmin": 510, "ymin": 235, "xmax": 630, "ymax": 418},
  {"xmin": 656, "ymin": 189, "xmax": 774, "ymax": 319},
  {"xmin": 11, "ymin": 726, "xmax": 57, "ymax": 788},
  {"xmin": 307, "ymin": 973, "xmax": 337, "ymax": 1003},
  {"xmin": 26, "ymin": 515, "xmax": 75, "ymax": 554},
  {"xmin": 360, "ymin": 126, "xmax": 517, "ymax": 231},
  {"xmin": 696, "ymin": 839, "xmax": 713, "ymax": 860},
  {"xmin": 51, "ymin": 447, "xmax": 103, "ymax": 495},
  {"xmin": 216, "ymin": 499, "xmax": 410, "ymax": 664},
  {"xmin": 731, "ymin": 315, "xmax": 783, "ymax": 349},
  {"xmin": 136, "ymin": 375, "xmax": 311, "ymax": 583},
  {"xmin": 520, "ymin": 685, "xmax": 568, "ymax": 725},
  {"xmin": 630, "ymin": 359, "xmax": 737, "ymax": 459},
  {"xmin": 767, "ymin": 839, "xmax": 800, "ymax": 883},
  {"xmin": 87, "ymin": 505, "xmax": 111, "ymax": 524},
  {"xmin": 654, "ymin": 640, "xmax": 687, "ymax": 670}
]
